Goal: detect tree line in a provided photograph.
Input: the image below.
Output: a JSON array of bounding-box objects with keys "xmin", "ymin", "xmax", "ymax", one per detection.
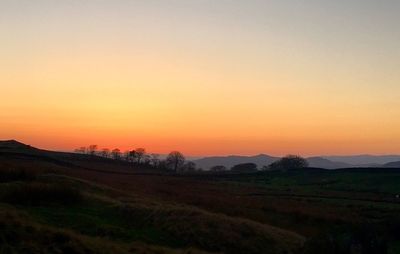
[
  {"xmin": 74, "ymin": 145, "xmax": 197, "ymax": 173},
  {"xmin": 210, "ymin": 155, "xmax": 309, "ymax": 173},
  {"xmin": 75, "ymin": 146, "xmax": 309, "ymax": 173}
]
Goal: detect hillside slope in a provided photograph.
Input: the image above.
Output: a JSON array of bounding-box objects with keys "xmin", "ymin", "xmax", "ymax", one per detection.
[{"xmin": 0, "ymin": 142, "xmax": 304, "ymax": 254}]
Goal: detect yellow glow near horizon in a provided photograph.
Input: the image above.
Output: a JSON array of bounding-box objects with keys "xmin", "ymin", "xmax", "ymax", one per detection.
[{"xmin": 1, "ymin": 1, "xmax": 400, "ymax": 156}]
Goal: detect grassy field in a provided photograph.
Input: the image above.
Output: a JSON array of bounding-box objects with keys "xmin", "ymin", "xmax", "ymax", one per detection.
[
  {"xmin": 0, "ymin": 162, "xmax": 303, "ymax": 253},
  {"xmin": 1, "ymin": 145, "xmax": 400, "ymax": 253}
]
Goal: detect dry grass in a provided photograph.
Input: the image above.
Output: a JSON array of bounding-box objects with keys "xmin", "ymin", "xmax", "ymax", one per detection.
[
  {"xmin": 0, "ymin": 207, "xmax": 211, "ymax": 254},
  {"xmin": 117, "ymin": 201, "xmax": 304, "ymax": 254}
]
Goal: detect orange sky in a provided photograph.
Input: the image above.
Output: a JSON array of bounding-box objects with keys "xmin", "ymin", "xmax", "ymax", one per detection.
[{"xmin": 1, "ymin": 1, "xmax": 400, "ymax": 156}]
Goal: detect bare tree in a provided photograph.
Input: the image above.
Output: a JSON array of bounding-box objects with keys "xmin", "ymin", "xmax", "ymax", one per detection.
[
  {"xmin": 128, "ymin": 150, "xmax": 136, "ymax": 163},
  {"xmin": 166, "ymin": 151, "xmax": 185, "ymax": 173},
  {"xmin": 150, "ymin": 153, "xmax": 160, "ymax": 168},
  {"xmin": 135, "ymin": 148, "xmax": 146, "ymax": 164},
  {"xmin": 123, "ymin": 151, "xmax": 131, "ymax": 161},
  {"xmin": 183, "ymin": 161, "xmax": 196, "ymax": 172},
  {"xmin": 111, "ymin": 148, "xmax": 121, "ymax": 160},
  {"xmin": 100, "ymin": 148, "xmax": 110, "ymax": 158},
  {"xmin": 88, "ymin": 145, "xmax": 98, "ymax": 156},
  {"xmin": 143, "ymin": 154, "xmax": 151, "ymax": 165},
  {"xmin": 74, "ymin": 147, "xmax": 87, "ymax": 154}
]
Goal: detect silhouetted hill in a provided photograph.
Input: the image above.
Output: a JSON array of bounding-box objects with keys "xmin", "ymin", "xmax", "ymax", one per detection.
[
  {"xmin": 194, "ymin": 154, "xmax": 279, "ymax": 170},
  {"xmin": 195, "ymin": 154, "xmax": 355, "ymax": 170},
  {"xmin": 3, "ymin": 140, "xmax": 400, "ymax": 253},
  {"xmin": 0, "ymin": 140, "xmax": 38, "ymax": 151},
  {"xmin": 384, "ymin": 161, "xmax": 400, "ymax": 168},
  {"xmin": 0, "ymin": 140, "xmax": 305, "ymax": 254},
  {"xmin": 306, "ymin": 157, "xmax": 351, "ymax": 169},
  {"xmin": 323, "ymin": 155, "xmax": 400, "ymax": 165},
  {"xmin": 0, "ymin": 140, "xmax": 159, "ymax": 174}
]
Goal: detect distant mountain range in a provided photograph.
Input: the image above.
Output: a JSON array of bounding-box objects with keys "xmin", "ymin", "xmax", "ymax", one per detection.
[
  {"xmin": 323, "ymin": 155, "xmax": 400, "ymax": 165},
  {"xmin": 194, "ymin": 154, "xmax": 400, "ymax": 170},
  {"xmin": 194, "ymin": 154, "xmax": 279, "ymax": 170},
  {"xmin": 384, "ymin": 161, "xmax": 400, "ymax": 168},
  {"xmin": 306, "ymin": 157, "xmax": 352, "ymax": 169}
]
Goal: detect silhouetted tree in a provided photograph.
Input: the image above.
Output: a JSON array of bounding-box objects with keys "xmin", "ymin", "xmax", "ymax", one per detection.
[
  {"xmin": 74, "ymin": 147, "xmax": 87, "ymax": 154},
  {"xmin": 123, "ymin": 151, "xmax": 131, "ymax": 161},
  {"xmin": 128, "ymin": 150, "xmax": 136, "ymax": 163},
  {"xmin": 111, "ymin": 148, "xmax": 121, "ymax": 160},
  {"xmin": 143, "ymin": 154, "xmax": 151, "ymax": 166},
  {"xmin": 166, "ymin": 151, "xmax": 185, "ymax": 173},
  {"xmin": 150, "ymin": 153, "xmax": 160, "ymax": 168},
  {"xmin": 100, "ymin": 148, "xmax": 110, "ymax": 158},
  {"xmin": 261, "ymin": 165, "xmax": 271, "ymax": 171},
  {"xmin": 231, "ymin": 163, "xmax": 258, "ymax": 172},
  {"xmin": 210, "ymin": 165, "xmax": 227, "ymax": 172},
  {"xmin": 268, "ymin": 155, "xmax": 308, "ymax": 171},
  {"xmin": 135, "ymin": 148, "xmax": 146, "ymax": 164},
  {"xmin": 158, "ymin": 160, "xmax": 168, "ymax": 171},
  {"xmin": 88, "ymin": 145, "xmax": 98, "ymax": 156},
  {"xmin": 183, "ymin": 161, "xmax": 196, "ymax": 172}
]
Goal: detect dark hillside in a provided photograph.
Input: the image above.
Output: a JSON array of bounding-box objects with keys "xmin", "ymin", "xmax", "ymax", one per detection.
[{"xmin": 0, "ymin": 141, "xmax": 304, "ymax": 254}]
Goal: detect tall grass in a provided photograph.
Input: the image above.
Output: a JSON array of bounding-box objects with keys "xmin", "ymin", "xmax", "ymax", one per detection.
[
  {"xmin": 118, "ymin": 203, "xmax": 304, "ymax": 254},
  {"xmin": 0, "ymin": 208, "xmax": 210, "ymax": 254}
]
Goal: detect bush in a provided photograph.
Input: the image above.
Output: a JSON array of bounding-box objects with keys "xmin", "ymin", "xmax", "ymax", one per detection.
[
  {"xmin": 231, "ymin": 163, "xmax": 258, "ymax": 173},
  {"xmin": 301, "ymin": 224, "xmax": 388, "ymax": 254},
  {"xmin": 2, "ymin": 183, "xmax": 83, "ymax": 205},
  {"xmin": 269, "ymin": 155, "xmax": 309, "ymax": 171},
  {"xmin": 210, "ymin": 165, "xmax": 227, "ymax": 172}
]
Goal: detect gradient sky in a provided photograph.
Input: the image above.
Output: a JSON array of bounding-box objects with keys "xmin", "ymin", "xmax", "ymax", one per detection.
[{"xmin": 1, "ymin": 0, "xmax": 400, "ymax": 156}]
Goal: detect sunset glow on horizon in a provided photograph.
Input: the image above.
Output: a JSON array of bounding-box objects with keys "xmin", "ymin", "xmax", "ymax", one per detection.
[{"xmin": 1, "ymin": 0, "xmax": 400, "ymax": 156}]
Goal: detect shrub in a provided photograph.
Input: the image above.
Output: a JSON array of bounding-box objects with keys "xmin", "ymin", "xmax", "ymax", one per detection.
[
  {"xmin": 231, "ymin": 163, "xmax": 258, "ymax": 173},
  {"xmin": 210, "ymin": 165, "xmax": 227, "ymax": 172},
  {"xmin": 301, "ymin": 224, "xmax": 388, "ymax": 254},
  {"xmin": 269, "ymin": 155, "xmax": 309, "ymax": 171}
]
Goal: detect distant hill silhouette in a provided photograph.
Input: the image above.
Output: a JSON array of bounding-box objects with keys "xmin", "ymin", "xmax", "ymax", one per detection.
[
  {"xmin": 323, "ymin": 155, "xmax": 400, "ymax": 165},
  {"xmin": 194, "ymin": 154, "xmax": 400, "ymax": 170},
  {"xmin": 3, "ymin": 140, "xmax": 400, "ymax": 170},
  {"xmin": 0, "ymin": 140, "xmax": 159, "ymax": 174},
  {"xmin": 0, "ymin": 140, "xmax": 37, "ymax": 151},
  {"xmin": 383, "ymin": 161, "xmax": 400, "ymax": 168},
  {"xmin": 194, "ymin": 154, "xmax": 279, "ymax": 170},
  {"xmin": 195, "ymin": 154, "xmax": 353, "ymax": 170},
  {"xmin": 306, "ymin": 157, "xmax": 352, "ymax": 169}
]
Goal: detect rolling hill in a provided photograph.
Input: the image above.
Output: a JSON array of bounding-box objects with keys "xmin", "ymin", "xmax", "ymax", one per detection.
[
  {"xmin": 2, "ymin": 140, "xmax": 400, "ymax": 253},
  {"xmin": 194, "ymin": 154, "xmax": 279, "ymax": 170},
  {"xmin": 323, "ymin": 154, "xmax": 400, "ymax": 165},
  {"xmin": 0, "ymin": 141, "xmax": 305, "ymax": 254},
  {"xmin": 195, "ymin": 154, "xmax": 353, "ymax": 170},
  {"xmin": 384, "ymin": 161, "xmax": 400, "ymax": 168},
  {"xmin": 306, "ymin": 157, "xmax": 352, "ymax": 169}
]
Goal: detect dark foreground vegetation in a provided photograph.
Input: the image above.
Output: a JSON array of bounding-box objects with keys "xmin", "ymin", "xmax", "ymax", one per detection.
[{"xmin": 1, "ymin": 140, "xmax": 400, "ymax": 253}]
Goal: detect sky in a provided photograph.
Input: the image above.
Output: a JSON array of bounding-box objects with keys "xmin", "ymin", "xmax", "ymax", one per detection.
[{"xmin": 1, "ymin": 0, "xmax": 400, "ymax": 156}]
